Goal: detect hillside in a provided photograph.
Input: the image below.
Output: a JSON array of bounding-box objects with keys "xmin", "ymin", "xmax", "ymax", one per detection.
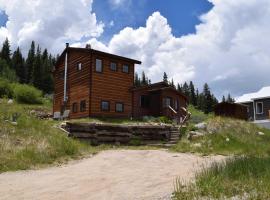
[{"xmin": 0, "ymin": 99, "xmax": 104, "ymax": 173}]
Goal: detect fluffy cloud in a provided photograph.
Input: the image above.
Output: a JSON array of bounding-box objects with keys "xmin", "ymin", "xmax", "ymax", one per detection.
[
  {"xmin": 88, "ymin": 0, "xmax": 270, "ymax": 98},
  {"xmin": 0, "ymin": 0, "xmax": 104, "ymax": 54},
  {"xmin": 109, "ymin": 0, "xmax": 131, "ymax": 9}
]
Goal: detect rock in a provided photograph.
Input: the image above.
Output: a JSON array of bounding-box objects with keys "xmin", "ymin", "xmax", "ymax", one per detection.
[
  {"xmin": 192, "ymin": 143, "xmax": 202, "ymax": 148},
  {"xmin": 257, "ymin": 131, "xmax": 265, "ymax": 136},
  {"xmin": 187, "ymin": 131, "xmax": 205, "ymax": 140},
  {"xmin": 7, "ymin": 99, "xmax": 13, "ymax": 104},
  {"xmin": 195, "ymin": 122, "xmax": 207, "ymax": 130}
]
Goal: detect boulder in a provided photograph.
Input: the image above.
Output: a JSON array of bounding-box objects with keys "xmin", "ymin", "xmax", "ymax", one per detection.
[
  {"xmin": 257, "ymin": 131, "xmax": 265, "ymax": 136},
  {"xmin": 187, "ymin": 131, "xmax": 205, "ymax": 140},
  {"xmin": 195, "ymin": 122, "xmax": 207, "ymax": 130},
  {"xmin": 7, "ymin": 99, "xmax": 13, "ymax": 104}
]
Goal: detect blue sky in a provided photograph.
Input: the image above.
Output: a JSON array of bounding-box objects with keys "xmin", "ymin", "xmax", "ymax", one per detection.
[
  {"xmin": 0, "ymin": 0, "xmax": 269, "ymax": 98},
  {"xmin": 93, "ymin": 0, "xmax": 213, "ymax": 42}
]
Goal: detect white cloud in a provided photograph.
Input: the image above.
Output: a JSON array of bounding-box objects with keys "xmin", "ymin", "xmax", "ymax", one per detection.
[
  {"xmin": 0, "ymin": 0, "xmax": 104, "ymax": 55},
  {"xmin": 109, "ymin": 0, "xmax": 131, "ymax": 8},
  {"xmin": 87, "ymin": 0, "xmax": 270, "ymax": 98}
]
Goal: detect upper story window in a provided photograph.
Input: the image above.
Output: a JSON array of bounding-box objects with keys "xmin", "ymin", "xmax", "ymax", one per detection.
[
  {"xmin": 101, "ymin": 101, "xmax": 110, "ymax": 111},
  {"xmin": 140, "ymin": 95, "xmax": 150, "ymax": 108},
  {"xmin": 58, "ymin": 71, "xmax": 64, "ymax": 80},
  {"xmin": 80, "ymin": 100, "xmax": 86, "ymax": 112},
  {"xmin": 96, "ymin": 59, "xmax": 102, "ymax": 72},
  {"xmin": 110, "ymin": 62, "xmax": 117, "ymax": 71},
  {"xmin": 77, "ymin": 63, "xmax": 82, "ymax": 71},
  {"xmin": 256, "ymin": 102, "xmax": 263, "ymax": 114},
  {"xmin": 122, "ymin": 64, "xmax": 129, "ymax": 73},
  {"xmin": 115, "ymin": 103, "xmax": 124, "ymax": 112}
]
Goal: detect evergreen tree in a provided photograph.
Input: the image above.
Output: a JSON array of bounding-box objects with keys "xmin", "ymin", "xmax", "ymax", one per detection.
[
  {"xmin": 32, "ymin": 45, "xmax": 42, "ymax": 89},
  {"xmin": 11, "ymin": 47, "xmax": 25, "ymax": 83},
  {"xmin": 182, "ymin": 82, "xmax": 190, "ymax": 99},
  {"xmin": 40, "ymin": 49, "xmax": 54, "ymax": 93},
  {"xmin": 141, "ymin": 71, "xmax": 147, "ymax": 85},
  {"xmin": 202, "ymin": 83, "xmax": 212, "ymax": 114},
  {"xmin": 170, "ymin": 78, "xmax": 175, "ymax": 88},
  {"xmin": 134, "ymin": 72, "xmax": 140, "ymax": 87},
  {"xmin": 177, "ymin": 83, "xmax": 182, "ymax": 92},
  {"xmin": 0, "ymin": 38, "xmax": 11, "ymax": 65},
  {"xmin": 222, "ymin": 95, "xmax": 226, "ymax": 102},
  {"xmin": 163, "ymin": 72, "xmax": 168, "ymax": 83},
  {"xmin": 189, "ymin": 81, "xmax": 196, "ymax": 106},
  {"xmin": 226, "ymin": 93, "xmax": 235, "ymax": 103},
  {"xmin": 25, "ymin": 41, "xmax": 35, "ymax": 83}
]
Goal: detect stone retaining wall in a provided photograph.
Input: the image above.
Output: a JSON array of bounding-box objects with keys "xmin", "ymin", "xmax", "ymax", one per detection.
[{"xmin": 66, "ymin": 123, "xmax": 179, "ymax": 145}]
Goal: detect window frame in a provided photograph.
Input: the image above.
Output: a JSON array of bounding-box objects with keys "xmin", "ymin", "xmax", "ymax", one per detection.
[
  {"xmin": 77, "ymin": 62, "xmax": 82, "ymax": 71},
  {"xmin": 80, "ymin": 100, "xmax": 86, "ymax": 112},
  {"xmin": 256, "ymin": 102, "xmax": 263, "ymax": 114},
  {"xmin": 115, "ymin": 102, "xmax": 124, "ymax": 113},
  {"xmin": 163, "ymin": 97, "xmax": 172, "ymax": 108},
  {"xmin": 101, "ymin": 100, "xmax": 110, "ymax": 112},
  {"xmin": 122, "ymin": 64, "xmax": 130, "ymax": 73},
  {"xmin": 175, "ymin": 99, "xmax": 179, "ymax": 111},
  {"xmin": 110, "ymin": 62, "xmax": 118, "ymax": 71},
  {"xmin": 72, "ymin": 102, "xmax": 78, "ymax": 113},
  {"xmin": 95, "ymin": 58, "xmax": 103, "ymax": 73}
]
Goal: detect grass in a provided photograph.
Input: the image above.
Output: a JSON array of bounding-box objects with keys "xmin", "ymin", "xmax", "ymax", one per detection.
[
  {"xmin": 174, "ymin": 156, "xmax": 270, "ymax": 199},
  {"xmin": 172, "ymin": 117, "xmax": 270, "ymax": 156},
  {"xmin": 0, "ymin": 99, "xmax": 162, "ymax": 173},
  {"xmin": 0, "ymin": 99, "xmax": 111, "ymax": 173}
]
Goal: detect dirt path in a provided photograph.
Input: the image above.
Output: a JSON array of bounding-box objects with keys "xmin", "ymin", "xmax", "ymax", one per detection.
[{"xmin": 0, "ymin": 150, "xmax": 224, "ymax": 200}]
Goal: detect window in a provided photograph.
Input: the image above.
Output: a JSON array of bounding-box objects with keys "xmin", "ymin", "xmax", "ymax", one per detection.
[
  {"xmin": 115, "ymin": 103, "xmax": 124, "ymax": 112},
  {"xmin": 77, "ymin": 63, "xmax": 82, "ymax": 71},
  {"xmin": 110, "ymin": 62, "xmax": 117, "ymax": 71},
  {"xmin": 80, "ymin": 100, "xmax": 86, "ymax": 112},
  {"xmin": 101, "ymin": 101, "xmax": 110, "ymax": 111},
  {"xmin": 72, "ymin": 102, "xmax": 78, "ymax": 113},
  {"xmin": 175, "ymin": 99, "xmax": 179, "ymax": 111},
  {"xmin": 122, "ymin": 64, "xmax": 129, "ymax": 73},
  {"xmin": 95, "ymin": 59, "xmax": 102, "ymax": 72},
  {"xmin": 256, "ymin": 102, "xmax": 263, "ymax": 114},
  {"xmin": 140, "ymin": 95, "xmax": 150, "ymax": 108},
  {"xmin": 163, "ymin": 97, "xmax": 172, "ymax": 108}
]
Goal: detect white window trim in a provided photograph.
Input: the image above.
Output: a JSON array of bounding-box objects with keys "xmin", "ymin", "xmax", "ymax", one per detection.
[{"xmin": 256, "ymin": 102, "xmax": 263, "ymax": 114}]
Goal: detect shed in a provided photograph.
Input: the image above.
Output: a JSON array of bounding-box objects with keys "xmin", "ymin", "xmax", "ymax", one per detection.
[{"xmin": 214, "ymin": 102, "xmax": 248, "ymax": 120}]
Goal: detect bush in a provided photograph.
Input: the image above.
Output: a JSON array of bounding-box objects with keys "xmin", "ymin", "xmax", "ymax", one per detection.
[
  {"xmin": 0, "ymin": 78, "xmax": 13, "ymax": 98},
  {"xmin": 13, "ymin": 84, "xmax": 43, "ymax": 104},
  {"xmin": 158, "ymin": 116, "xmax": 172, "ymax": 124}
]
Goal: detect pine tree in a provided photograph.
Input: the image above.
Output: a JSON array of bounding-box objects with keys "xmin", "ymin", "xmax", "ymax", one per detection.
[
  {"xmin": 182, "ymin": 82, "xmax": 190, "ymax": 99},
  {"xmin": 11, "ymin": 47, "xmax": 25, "ymax": 83},
  {"xmin": 203, "ymin": 83, "xmax": 212, "ymax": 114},
  {"xmin": 40, "ymin": 49, "xmax": 54, "ymax": 93},
  {"xmin": 134, "ymin": 72, "xmax": 140, "ymax": 87},
  {"xmin": 25, "ymin": 41, "xmax": 35, "ymax": 83},
  {"xmin": 222, "ymin": 95, "xmax": 226, "ymax": 102},
  {"xmin": 0, "ymin": 38, "xmax": 11, "ymax": 66},
  {"xmin": 163, "ymin": 72, "xmax": 168, "ymax": 83},
  {"xmin": 32, "ymin": 45, "xmax": 42, "ymax": 89},
  {"xmin": 227, "ymin": 93, "xmax": 235, "ymax": 103},
  {"xmin": 170, "ymin": 78, "xmax": 175, "ymax": 88},
  {"xmin": 177, "ymin": 83, "xmax": 182, "ymax": 92},
  {"xmin": 141, "ymin": 71, "xmax": 147, "ymax": 85},
  {"xmin": 189, "ymin": 81, "xmax": 196, "ymax": 106}
]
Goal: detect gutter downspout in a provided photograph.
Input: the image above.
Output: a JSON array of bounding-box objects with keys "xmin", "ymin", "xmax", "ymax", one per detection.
[{"xmin": 63, "ymin": 43, "xmax": 69, "ymax": 111}]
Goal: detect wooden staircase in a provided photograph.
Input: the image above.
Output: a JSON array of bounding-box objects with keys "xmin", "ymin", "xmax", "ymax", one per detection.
[{"xmin": 167, "ymin": 128, "xmax": 180, "ymax": 145}]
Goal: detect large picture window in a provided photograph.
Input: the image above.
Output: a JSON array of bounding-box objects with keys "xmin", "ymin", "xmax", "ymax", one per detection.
[
  {"xmin": 163, "ymin": 97, "xmax": 172, "ymax": 108},
  {"xmin": 101, "ymin": 101, "xmax": 110, "ymax": 111},
  {"xmin": 95, "ymin": 59, "xmax": 102, "ymax": 72},
  {"xmin": 256, "ymin": 102, "xmax": 263, "ymax": 114}
]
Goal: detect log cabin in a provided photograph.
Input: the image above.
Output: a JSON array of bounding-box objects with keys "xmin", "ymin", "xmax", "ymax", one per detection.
[{"xmin": 53, "ymin": 44, "xmax": 189, "ymax": 121}]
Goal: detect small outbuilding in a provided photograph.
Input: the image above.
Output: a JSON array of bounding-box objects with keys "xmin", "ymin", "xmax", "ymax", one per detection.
[{"xmin": 214, "ymin": 102, "xmax": 248, "ymax": 120}]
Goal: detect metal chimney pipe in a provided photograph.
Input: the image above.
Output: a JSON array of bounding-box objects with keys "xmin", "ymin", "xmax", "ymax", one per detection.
[{"xmin": 63, "ymin": 44, "xmax": 68, "ymax": 105}]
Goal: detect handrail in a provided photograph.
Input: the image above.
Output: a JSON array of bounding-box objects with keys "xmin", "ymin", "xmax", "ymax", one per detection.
[{"xmin": 168, "ymin": 105, "xmax": 177, "ymax": 114}]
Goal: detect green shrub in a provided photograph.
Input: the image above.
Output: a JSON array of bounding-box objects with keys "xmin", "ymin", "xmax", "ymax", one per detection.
[
  {"xmin": 13, "ymin": 84, "xmax": 43, "ymax": 104},
  {"xmin": 158, "ymin": 116, "xmax": 172, "ymax": 124},
  {"xmin": 0, "ymin": 78, "xmax": 13, "ymax": 98}
]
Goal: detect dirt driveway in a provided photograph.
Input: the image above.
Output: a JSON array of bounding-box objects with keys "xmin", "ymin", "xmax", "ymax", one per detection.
[{"xmin": 0, "ymin": 150, "xmax": 224, "ymax": 200}]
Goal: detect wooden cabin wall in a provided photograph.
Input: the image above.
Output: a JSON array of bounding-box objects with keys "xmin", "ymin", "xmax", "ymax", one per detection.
[{"xmin": 90, "ymin": 53, "xmax": 135, "ymax": 118}]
